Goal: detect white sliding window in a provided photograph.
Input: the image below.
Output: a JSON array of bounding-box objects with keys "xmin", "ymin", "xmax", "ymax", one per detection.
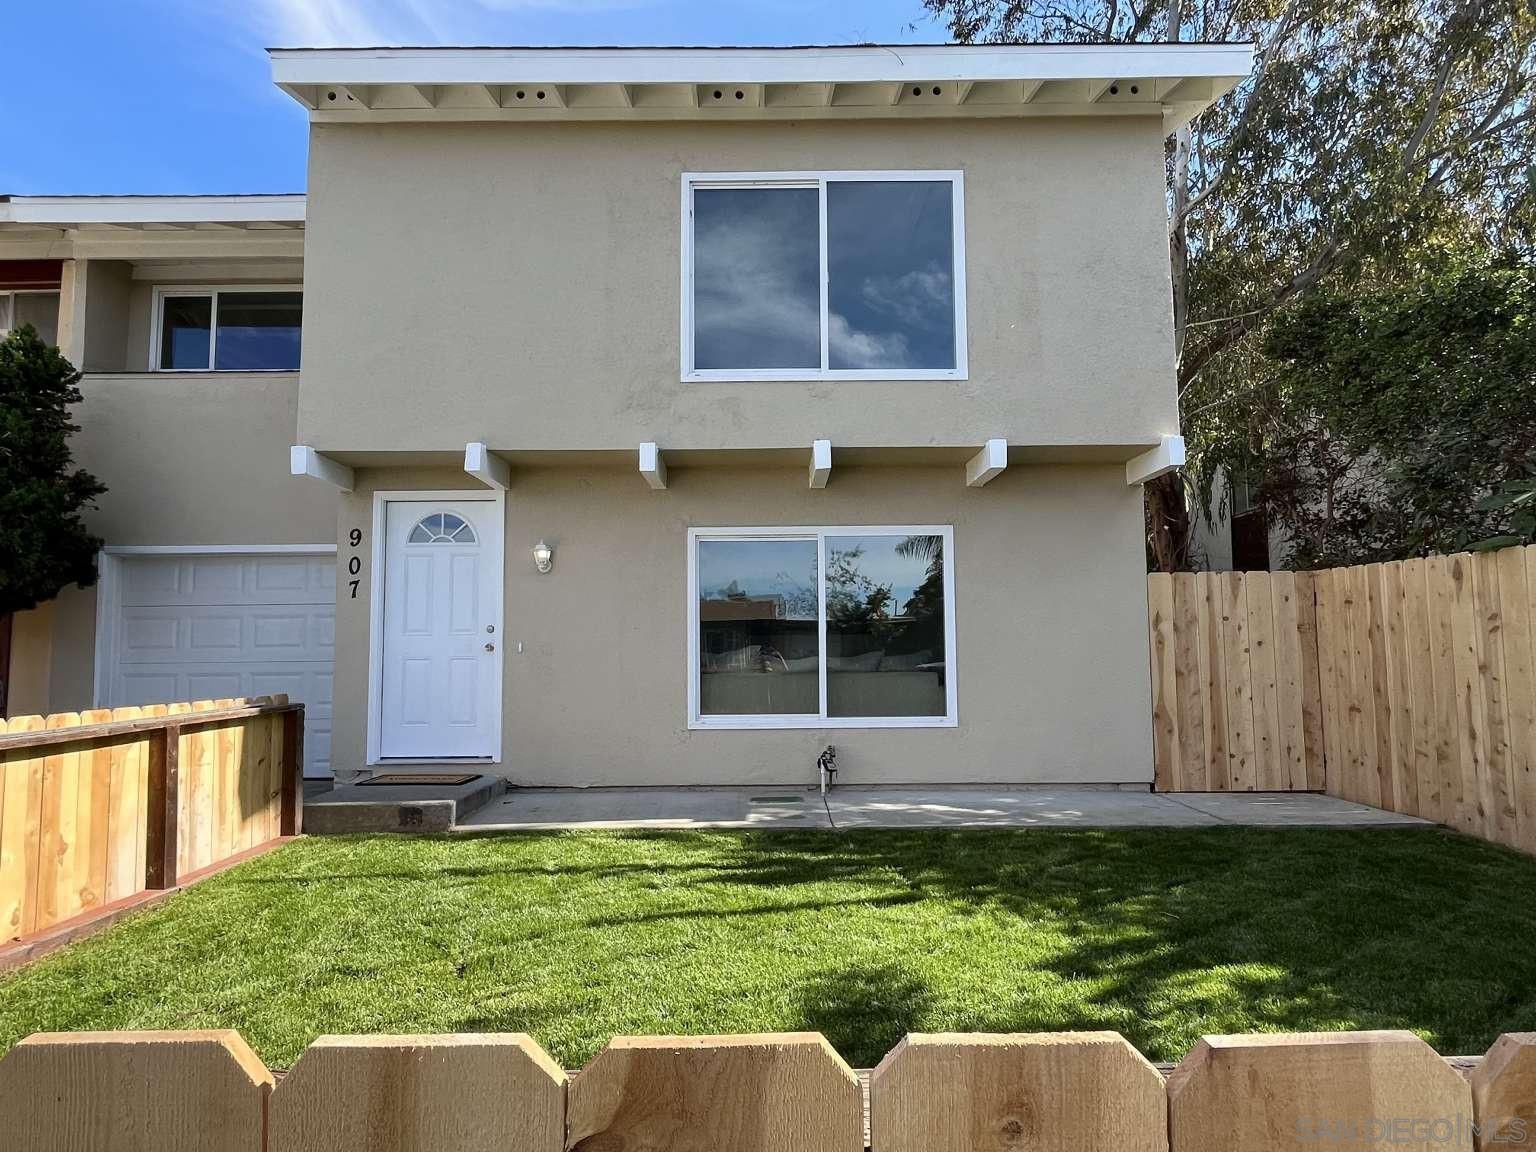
[
  {"xmin": 688, "ymin": 526, "xmax": 958, "ymax": 729},
  {"xmin": 152, "ymin": 287, "xmax": 303, "ymax": 371},
  {"xmin": 682, "ymin": 172, "xmax": 967, "ymax": 381}
]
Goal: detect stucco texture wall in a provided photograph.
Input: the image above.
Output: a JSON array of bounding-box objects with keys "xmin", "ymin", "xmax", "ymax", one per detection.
[
  {"xmin": 301, "ymin": 116, "xmax": 1178, "ymax": 454},
  {"xmin": 12, "ymin": 374, "xmax": 340, "ymax": 716},
  {"xmin": 331, "ymin": 463, "xmax": 1153, "ymax": 786},
  {"xmin": 71, "ymin": 373, "xmax": 335, "ymax": 545}
]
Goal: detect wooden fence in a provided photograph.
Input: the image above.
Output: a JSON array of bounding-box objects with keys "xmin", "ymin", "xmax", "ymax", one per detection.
[
  {"xmin": 0, "ymin": 697, "xmax": 303, "ymax": 947},
  {"xmin": 1148, "ymin": 545, "xmax": 1536, "ymax": 855},
  {"xmin": 1, "ymin": 1027, "xmax": 1533, "ymax": 1151}
]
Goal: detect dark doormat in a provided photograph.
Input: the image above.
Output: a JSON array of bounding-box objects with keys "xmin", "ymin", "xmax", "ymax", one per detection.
[
  {"xmin": 750, "ymin": 795, "xmax": 805, "ymax": 804},
  {"xmin": 359, "ymin": 773, "xmax": 482, "ymax": 787}
]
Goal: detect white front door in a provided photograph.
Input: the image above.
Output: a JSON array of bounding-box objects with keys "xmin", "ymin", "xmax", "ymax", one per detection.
[{"xmin": 379, "ymin": 499, "xmax": 502, "ymax": 759}]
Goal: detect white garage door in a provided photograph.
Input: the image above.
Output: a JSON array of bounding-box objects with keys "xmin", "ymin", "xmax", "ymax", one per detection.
[{"xmin": 106, "ymin": 553, "xmax": 335, "ymax": 778}]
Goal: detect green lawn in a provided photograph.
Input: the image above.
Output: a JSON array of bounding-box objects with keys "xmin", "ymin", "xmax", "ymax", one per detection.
[{"xmin": 2, "ymin": 826, "xmax": 1535, "ymax": 1069}]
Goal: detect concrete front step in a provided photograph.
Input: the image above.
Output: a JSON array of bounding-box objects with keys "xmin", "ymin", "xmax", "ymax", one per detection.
[{"xmin": 304, "ymin": 773, "xmax": 506, "ymax": 834}]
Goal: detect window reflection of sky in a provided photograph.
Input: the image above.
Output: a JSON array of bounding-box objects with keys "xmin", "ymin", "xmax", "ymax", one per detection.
[
  {"xmin": 698, "ymin": 538, "xmax": 817, "ymax": 619},
  {"xmin": 692, "ymin": 181, "xmax": 956, "ymax": 372},
  {"xmin": 828, "ymin": 535, "xmax": 942, "ymax": 612},
  {"xmin": 828, "ymin": 182, "xmax": 955, "ymax": 370},
  {"xmin": 693, "ymin": 187, "xmax": 819, "ymax": 370}
]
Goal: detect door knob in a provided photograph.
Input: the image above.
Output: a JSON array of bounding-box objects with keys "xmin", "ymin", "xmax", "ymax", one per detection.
[{"xmin": 484, "ymin": 642, "xmax": 496, "ymax": 652}]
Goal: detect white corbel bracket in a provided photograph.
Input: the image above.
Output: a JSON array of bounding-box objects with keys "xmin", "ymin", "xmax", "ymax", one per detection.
[
  {"xmin": 464, "ymin": 442, "xmax": 510, "ymax": 490},
  {"xmin": 966, "ymin": 439, "xmax": 1008, "ymax": 487},
  {"xmin": 639, "ymin": 442, "xmax": 668, "ymax": 490},
  {"xmin": 809, "ymin": 439, "xmax": 832, "ymax": 489},
  {"xmin": 289, "ymin": 445, "xmax": 354, "ymax": 492},
  {"xmin": 1126, "ymin": 435, "xmax": 1187, "ymax": 486}
]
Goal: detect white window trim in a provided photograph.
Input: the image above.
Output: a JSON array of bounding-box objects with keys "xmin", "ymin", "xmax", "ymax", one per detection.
[
  {"xmin": 149, "ymin": 284, "xmax": 303, "ymax": 373},
  {"xmin": 0, "ymin": 289, "xmax": 58, "ymax": 336},
  {"xmin": 686, "ymin": 524, "xmax": 959, "ymax": 730},
  {"xmin": 680, "ymin": 171, "xmax": 968, "ymax": 383}
]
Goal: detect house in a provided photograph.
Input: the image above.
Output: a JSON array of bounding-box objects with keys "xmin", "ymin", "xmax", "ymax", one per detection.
[
  {"xmin": 1, "ymin": 43, "xmax": 1251, "ymax": 788},
  {"xmin": 0, "ymin": 195, "xmax": 335, "ymax": 774},
  {"xmin": 1190, "ymin": 469, "xmax": 1290, "ymax": 572}
]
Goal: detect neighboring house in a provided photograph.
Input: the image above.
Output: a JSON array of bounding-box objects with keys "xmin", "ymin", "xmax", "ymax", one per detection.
[
  {"xmin": 1189, "ymin": 468, "xmax": 1291, "ymax": 572},
  {"xmin": 0, "ymin": 195, "xmax": 337, "ymax": 775},
  {"xmin": 2, "ymin": 42, "xmax": 1250, "ymax": 788}
]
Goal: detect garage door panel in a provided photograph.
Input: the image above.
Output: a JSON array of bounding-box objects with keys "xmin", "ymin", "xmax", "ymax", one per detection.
[
  {"xmin": 114, "ymin": 671, "xmax": 180, "ymax": 702},
  {"xmin": 122, "ymin": 555, "xmax": 333, "ymax": 608},
  {"xmin": 109, "ymin": 554, "xmax": 336, "ymax": 777},
  {"xmin": 118, "ymin": 606, "xmax": 333, "ymax": 664},
  {"xmin": 185, "ymin": 672, "xmax": 245, "ymax": 700}
]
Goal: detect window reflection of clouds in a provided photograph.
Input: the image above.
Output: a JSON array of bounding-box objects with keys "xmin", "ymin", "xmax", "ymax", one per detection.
[
  {"xmin": 693, "ymin": 187, "xmax": 820, "ymax": 370},
  {"xmin": 828, "ymin": 181, "xmax": 955, "ymax": 371}
]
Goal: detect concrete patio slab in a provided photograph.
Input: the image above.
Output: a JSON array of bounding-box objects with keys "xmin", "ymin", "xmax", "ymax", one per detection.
[
  {"xmin": 454, "ymin": 785, "xmax": 1435, "ymax": 832},
  {"xmin": 1165, "ymin": 791, "xmax": 1431, "ymax": 826}
]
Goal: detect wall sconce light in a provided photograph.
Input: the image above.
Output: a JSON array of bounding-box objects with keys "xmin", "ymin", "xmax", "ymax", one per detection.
[{"xmin": 532, "ymin": 540, "xmax": 554, "ymax": 574}]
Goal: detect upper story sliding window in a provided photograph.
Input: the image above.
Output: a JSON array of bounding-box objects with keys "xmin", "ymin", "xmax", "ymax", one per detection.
[
  {"xmin": 682, "ymin": 172, "xmax": 966, "ymax": 381},
  {"xmin": 153, "ymin": 288, "xmax": 303, "ymax": 372}
]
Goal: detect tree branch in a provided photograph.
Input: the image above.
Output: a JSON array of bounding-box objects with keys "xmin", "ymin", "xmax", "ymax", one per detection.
[
  {"xmin": 1170, "ymin": 0, "xmax": 1305, "ymax": 233},
  {"xmin": 1177, "ymin": 236, "xmax": 1343, "ymax": 393}
]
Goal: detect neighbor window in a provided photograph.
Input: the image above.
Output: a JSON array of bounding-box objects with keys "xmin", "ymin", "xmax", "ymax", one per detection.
[
  {"xmin": 683, "ymin": 172, "xmax": 966, "ymax": 380},
  {"xmin": 0, "ymin": 291, "xmax": 60, "ymax": 347},
  {"xmin": 688, "ymin": 527, "xmax": 956, "ymax": 728},
  {"xmin": 154, "ymin": 288, "xmax": 303, "ymax": 371}
]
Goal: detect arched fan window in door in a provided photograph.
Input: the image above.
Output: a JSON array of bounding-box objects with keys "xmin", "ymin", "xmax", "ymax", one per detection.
[{"xmin": 407, "ymin": 512, "xmax": 477, "ymax": 544}]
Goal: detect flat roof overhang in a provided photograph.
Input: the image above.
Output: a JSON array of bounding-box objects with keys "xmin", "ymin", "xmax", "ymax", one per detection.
[
  {"xmin": 269, "ymin": 43, "xmax": 1253, "ymax": 132},
  {"xmin": 0, "ymin": 195, "xmax": 305, "ymax": 231}
]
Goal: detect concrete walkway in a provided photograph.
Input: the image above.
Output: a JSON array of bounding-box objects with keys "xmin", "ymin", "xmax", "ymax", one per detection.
[{"xmin": 455, "ymin": 786, "xmax": 1432, "ymax": 832}]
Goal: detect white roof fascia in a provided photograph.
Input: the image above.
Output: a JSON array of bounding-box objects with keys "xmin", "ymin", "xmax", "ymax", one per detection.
[
  {"xmin": 270, "ymin": 43, "xmax": 1254, "ymax": 87},
  {"xmin": 0, "ymin": 195, "xmax": 306, "ymax": 226}
]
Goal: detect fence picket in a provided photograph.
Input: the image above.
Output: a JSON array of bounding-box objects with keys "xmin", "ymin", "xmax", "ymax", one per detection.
[
  {"xmin": 1168, "ymin": 1031, "xmax": 1472, "ymax": 1152},
  {"xmin": 0, "ymin": 1030, "xmax": 272, "ymax": 1152},
  {"xmin": 270, "ymin": 1034, "xmax": 566, "ymax": 1152},
  {"xmin": 569, "ymin": 1034, "xmax": 862, "ymax": 1152},
  {"xmin": 1149, "ymin": 575, "xmax": 1178, "ymax": 791},
  {"xmin": 870, "ymin": 1032, "xmax": 1167, "ymax": 1152},
  {"xmin": 1172, "ymin": 574, "xmax": 1208, "ymax": 790}
]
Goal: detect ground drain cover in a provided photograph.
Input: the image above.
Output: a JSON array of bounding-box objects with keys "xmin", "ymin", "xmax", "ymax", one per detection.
[
  {"xmin": 359, "ymin": 773, "xmax": 482, "ymax": 787},
  {"xmin": 750, "ymin": 795, "xmax": 805, "ymax": 804}
]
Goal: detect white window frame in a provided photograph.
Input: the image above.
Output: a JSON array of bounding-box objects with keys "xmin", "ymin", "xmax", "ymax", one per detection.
[
  {"xmin": 149, "ymin": 284, "xmax": 303, "ymax": 372},
  {"xmin": 687, "ymin": 524, "xmax": 959, "ymax": 730},
  {"xmin": 680, "ymin": 171, "xmax": 968, "ymax": 383},
  {"xmin": 0, "ymin": 289, "xmax": 59, "ymax": 336}
]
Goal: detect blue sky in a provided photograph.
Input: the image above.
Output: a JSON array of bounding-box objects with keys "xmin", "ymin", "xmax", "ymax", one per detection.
[{"xmin": 2, "ymin": 0, "xmax": 944, "ymax": 196}]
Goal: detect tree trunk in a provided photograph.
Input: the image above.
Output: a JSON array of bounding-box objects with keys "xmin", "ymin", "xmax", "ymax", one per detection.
[{"xmin": 1147, "ymin": 0, "xmax": 1195, "ymax": 572}]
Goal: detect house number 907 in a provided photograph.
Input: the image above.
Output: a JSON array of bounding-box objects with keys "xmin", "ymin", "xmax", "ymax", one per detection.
[{"xmin": 347, "ymin": 528, "xmax": 363, "ymax": 599}]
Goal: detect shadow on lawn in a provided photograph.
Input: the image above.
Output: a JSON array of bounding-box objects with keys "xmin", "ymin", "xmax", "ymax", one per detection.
[
  {"xmin": 226, "ymin": 825, "xmax": 1536, "ymax": 1063},
  {"xmin": 683, "ymin": 825, "xmax": 1536, "ymax": 1059}
]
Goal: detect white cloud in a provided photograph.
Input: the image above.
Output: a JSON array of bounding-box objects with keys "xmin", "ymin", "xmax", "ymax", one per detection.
[
  {"xmin": 230, "ymin": 0, "xmax": 656, "ymax": 47},
  {"xmin": 827, "ymin": 312, "xmax": 911, "ymax": 370},
  {"xmin": 859, "ymin": 265, "xmax": 952, "ymax": 329}
]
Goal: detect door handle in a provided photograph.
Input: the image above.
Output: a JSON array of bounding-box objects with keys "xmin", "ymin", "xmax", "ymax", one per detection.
[{"xmin": 484, "ymin": 642, "xmax": 496, "ymax": 652}]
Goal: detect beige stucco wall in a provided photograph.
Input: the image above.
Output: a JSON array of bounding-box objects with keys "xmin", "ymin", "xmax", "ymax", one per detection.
[
  {"xmin": 12, "ymin": 373, "xmax": 340, "ymax": 715},
  {"xmin": 331, "ymin": 462, "xmax": 1153, "ymax": 786},
  {"xmin": 301, "ymin": 116, "xmax": 1178, "ymax": 455},
  {"xmin": 6, "ymin": 604, "xmax": 55, "ymax": 717},
  {"xmin": 71, "ymin": 372, "xmax": 335, "ymax": 545}
]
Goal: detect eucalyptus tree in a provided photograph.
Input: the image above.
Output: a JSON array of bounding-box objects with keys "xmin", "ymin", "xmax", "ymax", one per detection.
[{"xmin": 924, "ymin": 0, "xmax": 1536, "ymax": 568}]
